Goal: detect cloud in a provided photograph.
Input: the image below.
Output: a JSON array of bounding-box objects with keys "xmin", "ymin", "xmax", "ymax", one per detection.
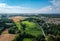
[
  {"xmin": 36, "ymin": 6, "xmax": 52, "ymax": 13},
  {"xmin": 36, "ymin": 0, "xmax": 60, "ymax": 13},
  {"xmin": 0, "ymin": 3, "xmax": 36, "ymax": 13},
  {"xmin": 51, "ymin": 0, "xmax": 60, "ymax": 13}
]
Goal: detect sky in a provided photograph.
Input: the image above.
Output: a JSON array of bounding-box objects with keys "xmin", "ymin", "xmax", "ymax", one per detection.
[{"xmin": 0, "ymin": 0, "xmax": 60, "ymax": 13}]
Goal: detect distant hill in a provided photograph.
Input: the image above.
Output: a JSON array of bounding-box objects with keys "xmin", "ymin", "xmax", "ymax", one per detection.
[
  {"xmin": 39, "ymin": 14, "xmax": 60, "ymax": 18},
  {"xmin": 0, "ymin": 13, "xmax": 60, "ymax": 18}
]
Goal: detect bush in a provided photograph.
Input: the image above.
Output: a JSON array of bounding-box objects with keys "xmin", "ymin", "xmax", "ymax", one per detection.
[
  {"xmin": 8, "ymin": 26, "xmax": 18, "ymax": 34},
  {"xmin": 23, "ymin": 38, "xmax": 34, "ymax": 41}
]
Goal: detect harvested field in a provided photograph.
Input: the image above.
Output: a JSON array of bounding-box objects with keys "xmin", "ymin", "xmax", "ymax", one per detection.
[
  {"xmin": 0, "ymin": 29, "xmax": 15, "ymax": 41},
  {"xmin": 0, "ymin": 34, "xmax": 15, "ymax": 41},
  {"xmin": 2, "ymin": 29, "xmax": 8, "ymax": 34},
  {"xmin": 13, "ymin": 16, "xmax": 23, "ymax": 22},
  {"xmin": 53, "ymin": 18, "xmax": 60, "ymax": 21}
]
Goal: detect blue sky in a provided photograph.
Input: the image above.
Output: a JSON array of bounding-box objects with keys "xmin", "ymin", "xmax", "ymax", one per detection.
[
  {"xmin": 0, "ymin": 0, "xmax": 60, "ymax": 13},
  {"xmin": 0, "ymin": 0, "xmax": 51, "ymax": 9}
]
